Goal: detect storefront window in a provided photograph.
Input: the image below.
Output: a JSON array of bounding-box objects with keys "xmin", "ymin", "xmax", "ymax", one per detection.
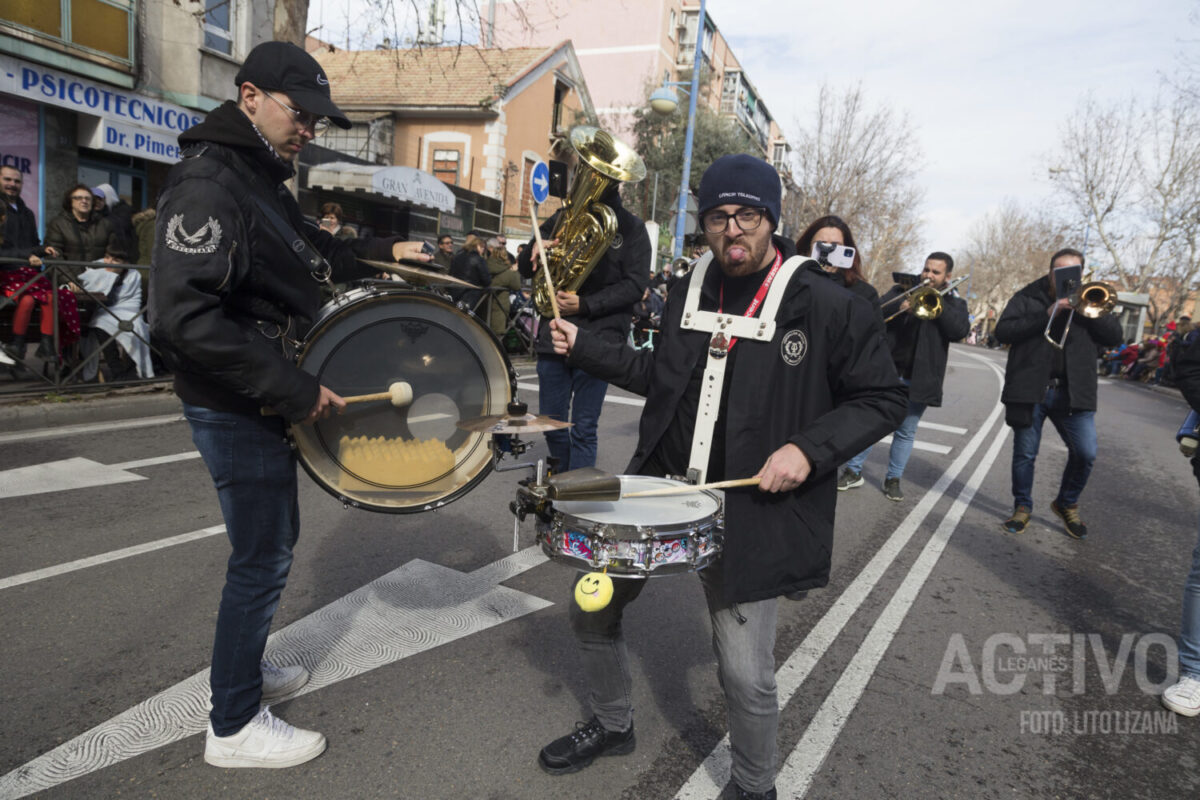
[{"xmin": 2, "ymin": 0, "xmax": 133, "ymax": 64}]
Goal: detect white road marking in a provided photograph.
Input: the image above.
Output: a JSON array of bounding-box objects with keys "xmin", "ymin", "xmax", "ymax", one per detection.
[
  {"xmin": 947, "ymin": 361, "xmax": 992, "ymax": 370},
  {"xmin": 110, "ymin": 452, "xmax": 201, "ymax": 470},
  {"xmin": 517, "ymin": 381, "xmax": 646, "ymax": 407},
  {"xmin": 0, "ymin": 547, "xmax": 551, "ymax": 799},
  {"xmin": 0, "ymin": 525, "xmax": 227, "ymax": 591},
  {"xmin": 0, "ymin": 456, "xmax": 146, "ymax": 499},
  {"xmin": 879, "ymin": 435, "xmax": 952, "ymax": 455},
  {"xmin": 917, "ymin": 421, "xmax": 968, "ymax": 435},
  {"xmin": 777, "ymin": 383, "xmax": 1011, "ymax": 796},
  {"xmin": 674, "ymin": 354, "xmax": 1005, "ymax": 800},
  {"xmin": 0, "ymin": 413, "xmax": 183, "ymax": 444}
]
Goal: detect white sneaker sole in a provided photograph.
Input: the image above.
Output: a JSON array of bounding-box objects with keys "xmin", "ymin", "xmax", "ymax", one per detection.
[
  {"xmin": 837, "ymin": 478, "xmax": 864, "ymax": 492},
  {"xmin": 204, "ymin": 734, "xmax": 327, "ymax": 768},
  {"xmin": 1162, "ymin": 694, "xmax": 1200, "ymax": 717}
]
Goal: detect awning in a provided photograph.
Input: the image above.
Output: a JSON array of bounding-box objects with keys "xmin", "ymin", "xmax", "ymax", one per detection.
[{"xmin": 306, "ymin": 162, "xmax": 456, "ymax": 213}]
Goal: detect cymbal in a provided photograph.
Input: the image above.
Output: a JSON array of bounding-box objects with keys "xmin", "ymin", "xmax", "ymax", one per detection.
[
  {"xmin": 358, "ymin": 258, "xmax": 479, "ymax": 288},
  {"xmin": 456, "ymin": 412, "xmax": 571, "ymax": 434}
]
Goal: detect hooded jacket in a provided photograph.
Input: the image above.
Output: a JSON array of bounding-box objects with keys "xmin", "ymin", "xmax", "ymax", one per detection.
[
  {"xmin": 877, "ymin": 282, "xmax": 970, "ymax": 406},
  {"xmin": 150, "ymin": 101, "xmax": 396, "ymax": 421},
  {"xmin": 995, "ymin": 274, "xmax": 1123, "ymax": 414},
  {"xmin": 517, "ymin": 189, "xmax": 649, "ymax": 354},
  {"xmin": 567, "ymin": 236, "xmax": 907, "ymax": 603}
]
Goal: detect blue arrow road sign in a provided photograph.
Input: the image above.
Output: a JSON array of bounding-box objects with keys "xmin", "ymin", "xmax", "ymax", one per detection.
[{"xmin": 530, "ymin": 161, "xmax": 549, "ymax": 205}]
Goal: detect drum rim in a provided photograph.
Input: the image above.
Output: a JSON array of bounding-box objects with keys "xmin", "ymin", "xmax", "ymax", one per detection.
[{"xmin": 292, "ymin": 286, "xmax": 516, "ymax": 514}]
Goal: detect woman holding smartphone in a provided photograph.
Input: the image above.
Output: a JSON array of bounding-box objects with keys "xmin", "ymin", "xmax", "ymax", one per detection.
[{"xmin": 795, "ymin": 214, "xmax": 880, "ymax": 317}]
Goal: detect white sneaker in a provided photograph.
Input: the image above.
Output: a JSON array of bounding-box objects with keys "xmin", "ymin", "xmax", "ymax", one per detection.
[
  {"xmin": 1162, "ymin": 675, "xmax": 1200, "ymax": 717},
  {"xmin": 204, "ymin": 706, "xmax": 326, "ymax": 768},
  {"xmin": 261, "ymin": 659, "xmax": 309, "ymax": 701}
]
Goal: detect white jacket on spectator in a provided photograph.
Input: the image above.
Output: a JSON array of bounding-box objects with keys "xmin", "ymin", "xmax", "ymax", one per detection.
[{"xmin": 77, "ymin": 266, "xmax": 154, "ymax": 378}]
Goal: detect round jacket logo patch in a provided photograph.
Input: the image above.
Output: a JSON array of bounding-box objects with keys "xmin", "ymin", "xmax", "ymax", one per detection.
[{"xmin": 781, "ymin": 329, "xmax": 808, "ymax": 365}]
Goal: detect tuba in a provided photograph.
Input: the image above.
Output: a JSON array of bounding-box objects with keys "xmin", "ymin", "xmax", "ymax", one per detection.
[{"xmin": 532, "ymin": 125, "xmax": 646, "ymax": 318}]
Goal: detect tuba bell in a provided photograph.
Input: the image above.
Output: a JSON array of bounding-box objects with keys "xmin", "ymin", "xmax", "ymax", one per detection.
[{"xmin": 532, "ymin": 125, "xmax": 646, "ymax": 318}]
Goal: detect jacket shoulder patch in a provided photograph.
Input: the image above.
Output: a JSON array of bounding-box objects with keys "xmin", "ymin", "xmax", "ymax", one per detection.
[
  {"xmin": 781, "ymin": 329, "xmax": 808, "ymax": 365},
  {"xmin": 165, "ymin": 213, "xmax": 223, "ymax": 254}
]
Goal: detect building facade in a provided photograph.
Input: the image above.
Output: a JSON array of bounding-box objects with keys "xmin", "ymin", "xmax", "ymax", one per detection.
[
  {"xmin": 311, "ymin": 40, "xmax": 594, "ymax": 239},
  {"xmin": 0, "ymin": 0, "xmax": 280, "ymax": 245}
]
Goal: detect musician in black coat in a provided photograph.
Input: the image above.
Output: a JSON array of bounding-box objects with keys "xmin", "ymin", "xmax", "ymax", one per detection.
[{"xmin": 838, "ymin": 252, "xmax": 969, "ymax": 501}]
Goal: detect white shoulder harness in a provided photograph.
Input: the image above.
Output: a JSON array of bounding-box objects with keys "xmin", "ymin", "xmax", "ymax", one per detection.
[{"xmin": 678, "ymin": 252, "xmax": 808, "ymax": 483}]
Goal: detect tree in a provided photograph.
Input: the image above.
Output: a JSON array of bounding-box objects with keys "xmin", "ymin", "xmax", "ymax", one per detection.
[
  {"xmin": 789, "ymin": 83, "xmax": 925, "ymax": 287},
  {"xmin": 1048, "ymin": 90, "xmax": 1200, "ymax": 329},
  {"xmin": 625, "ymin": 101, "xmax": 760, "ymax": 234},
  {"xmin": 957, "ymin": 201, "xmax": 1069, "ymax": 328}
]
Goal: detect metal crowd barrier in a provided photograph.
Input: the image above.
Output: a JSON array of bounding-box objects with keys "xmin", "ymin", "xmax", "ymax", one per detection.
[{"xmin": 0, "ymin": 256, "xmax": 167, "ymax": 396}]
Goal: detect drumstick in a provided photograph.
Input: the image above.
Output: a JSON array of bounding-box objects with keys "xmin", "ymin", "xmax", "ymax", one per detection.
[
  {"xmin": 622, "ymin": 477, "xmax": 761, "ymax": 498},
  {"xmin": 529, "ymin": 200, "xmax": 561, "ymax": 321}
]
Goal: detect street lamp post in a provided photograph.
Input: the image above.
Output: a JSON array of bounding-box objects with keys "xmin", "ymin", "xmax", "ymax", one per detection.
[{"xmin": 648, "ymin": 0, "xmax": 707, "ymax": 261}]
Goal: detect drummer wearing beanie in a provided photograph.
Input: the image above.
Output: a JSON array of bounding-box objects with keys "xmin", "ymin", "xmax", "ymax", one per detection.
[
  {"xmin": 150, "ymin": 40, "xmax": 429, "ymax": 769},
  {"xmin": 542, "ymin": 154, "xmax": 906, "ymax": 799}
]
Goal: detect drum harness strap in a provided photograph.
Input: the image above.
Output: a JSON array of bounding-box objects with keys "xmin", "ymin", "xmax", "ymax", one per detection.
[
  {"xmin": 196, "ymin": 144, "xmax": 340, "ymax": 352},
  {"xmin": 678, "ymin": 250, "xmax": 807, "ymax": 486}
]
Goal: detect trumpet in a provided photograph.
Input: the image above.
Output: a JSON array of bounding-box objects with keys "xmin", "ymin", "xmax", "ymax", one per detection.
[
  {"xmin": 883, "ymin": 276, "xmax": 968, "ymax": 324},
  {"xmin": 1043, "ymin": 280, "xmax": 1116, "ymax": 349}
]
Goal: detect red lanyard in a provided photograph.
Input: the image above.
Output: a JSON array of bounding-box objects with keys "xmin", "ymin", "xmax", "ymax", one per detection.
[{"xmin": 716, "ymin": 249, "xmax": 784, "ymax": 353}]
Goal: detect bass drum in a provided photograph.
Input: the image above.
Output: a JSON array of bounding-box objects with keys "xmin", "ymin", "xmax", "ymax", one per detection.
[{"xmin": 290, "ymin": 285, "xmax": 514, "ymax": 513}]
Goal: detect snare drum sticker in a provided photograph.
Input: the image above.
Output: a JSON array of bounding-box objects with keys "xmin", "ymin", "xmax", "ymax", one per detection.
[
  {"xmin": 563, "ymin": 531, "xmax": 595, "ymax": 560},
  {"xmin": 652, "ymin": 538, "xmax": 688, "ymax": 565}
]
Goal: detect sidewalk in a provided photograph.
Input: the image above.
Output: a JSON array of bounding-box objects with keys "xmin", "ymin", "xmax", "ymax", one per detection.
[{"xmin": 0, "ymin": 355, "xmax": 539, "ymax": 433}]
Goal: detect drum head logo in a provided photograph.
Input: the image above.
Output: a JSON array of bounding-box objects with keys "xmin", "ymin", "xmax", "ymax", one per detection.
[
  {"xmin": 781, "ymin": 329, "xmax": 808, "ymax": 366},
  {"xmin": 164, "ymin": 214, "xmax": 222, "ymax": 254}
]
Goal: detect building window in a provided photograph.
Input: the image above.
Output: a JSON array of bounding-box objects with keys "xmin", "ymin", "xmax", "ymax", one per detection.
[
  {"xmin": 433, "ymin": 148, "xmax": 461, "ymax": 185},
  {"xmin": 203, "ymin": 0, "xmax": 234, "ymax": 55},
  {"xmin": 322, "ymin": 117, "xmax": 393, "ymax": 164},
  {"xmin": 2, "ymin": 0, "xmax": 134, "ymax": 64},
  {"xmin": 668, "ymin": 9, "xmax": 676, "ymax": 39},
  {"xmin": 772, "ymin": 142, "xmax": 788, "ymax": 172},
  {"xmin": 721, "ymin": 70, "xmax": 740, "ymax": 114}
]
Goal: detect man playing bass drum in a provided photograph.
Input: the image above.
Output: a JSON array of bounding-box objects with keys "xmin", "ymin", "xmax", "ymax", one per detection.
[{"xmin": 838, "ymin": 252, "xmax": 969, "ymax": 500}]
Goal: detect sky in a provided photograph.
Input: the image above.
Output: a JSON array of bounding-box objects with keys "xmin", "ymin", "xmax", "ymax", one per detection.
[{"xmin": 307, "ymin": 0, "xmax": 1198, "ymax": 257}]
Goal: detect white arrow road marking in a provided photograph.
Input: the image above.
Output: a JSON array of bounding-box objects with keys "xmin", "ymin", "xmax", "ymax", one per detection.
[
  {"xmin": 0, "ymin": 456, "xmax": 147, "ymax": 499},
  {"xmin": 674, "ymin": 354, "xmax": 1004, "ymax": 799},
  {"xmin": 879, "ymin": 436, "xmax": 952, "ymax": 455},
  {"xmin": 517, "ymin": 382, "xmax": 646, "ymax": 408},
  {"xmin": 0, "ymin": 413, "xmax": 184, "ymax": 445},
  {"xmin": 0, "ymin": 546, "xmax": 550, "ymax": 799}
]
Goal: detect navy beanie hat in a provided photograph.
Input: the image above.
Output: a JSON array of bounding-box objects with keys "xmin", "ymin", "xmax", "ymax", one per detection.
[{"xmin": 696, "ymin": 154, "xmax": 781, "ymax": 227}]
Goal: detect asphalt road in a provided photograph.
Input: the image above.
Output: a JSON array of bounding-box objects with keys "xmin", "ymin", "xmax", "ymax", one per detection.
[{"xmin": 1, "ymin": 344, "xmax": 1197, "ymax": 799}]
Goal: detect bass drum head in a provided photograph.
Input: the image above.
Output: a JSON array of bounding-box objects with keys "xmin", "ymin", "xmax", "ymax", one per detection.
[{"xmin": 291, "ymin": 288, "xmax": 513, "ymax": 513}]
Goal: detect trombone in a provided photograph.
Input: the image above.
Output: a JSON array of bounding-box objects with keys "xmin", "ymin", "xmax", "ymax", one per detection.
[
  {"xmin": 1043, "ymin": 280, "xmax": 1117, "ymax": 349},
  {"xmin": 878, "ymin": 278, "xmax": 931, "ymax": 314},
  {"xmin": 883, "ymin": 276, "xmax": 968, "ymax": 324}
]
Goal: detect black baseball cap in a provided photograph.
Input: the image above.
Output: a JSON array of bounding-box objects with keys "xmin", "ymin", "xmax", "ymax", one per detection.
[{"xmin": 234, "ymin": 41, "xmax": 351, "ymax": 130}]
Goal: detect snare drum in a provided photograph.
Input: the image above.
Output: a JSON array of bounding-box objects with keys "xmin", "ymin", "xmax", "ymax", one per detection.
[
  {"xmin": 535, "ymin": 475, "xmax": 723, "ymax": 577},
  {"xmin": 289, "ymin": 284, "xmax": 514, "ymax": 513}
]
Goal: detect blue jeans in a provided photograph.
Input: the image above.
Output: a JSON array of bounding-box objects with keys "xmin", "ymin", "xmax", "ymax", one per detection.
[
  {"xmin": 570, "ymin": 564, "xmax": 779, "ymax": 794},
  {"xmin": 537, "ymin": 354, "xmax": 609, "ymax": 471},
  {"xmin": 1179, "ymin": 513, "xmax": 1200, "ymax": 677},
  {"xmin": 184, "ymin": 403, "xmax": 300, "ymax": 736},
  {"xmin": 844, "ymin": 398, "xmax": 927, "ymax": 480},
  {"xmin": 1010, "ymin": 387, "xmax": 1097, "ymax": 509}
]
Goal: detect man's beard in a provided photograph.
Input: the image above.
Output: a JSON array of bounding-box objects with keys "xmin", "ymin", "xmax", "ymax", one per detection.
[{"xmin": 714, "ymin": 232, "xmax": 771, "ymax": 277}]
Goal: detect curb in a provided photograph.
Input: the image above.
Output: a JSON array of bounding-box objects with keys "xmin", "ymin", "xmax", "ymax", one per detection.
[{"xmin": 0, "ymin": 384, "xmax": 183, "ymax": 432}]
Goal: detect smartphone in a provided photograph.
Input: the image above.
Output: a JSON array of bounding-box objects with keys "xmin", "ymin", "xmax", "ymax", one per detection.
[
  {"xmin": 811, "ymin": 241, "xmax": 856, "ymax": 269},
  {"xmin": 420, "ymin": 241, "xmax": 436, "ymax": 257},
  {"xmin": 1052, "ymin": 264, "xmax": 1083, "ymax": 299}
]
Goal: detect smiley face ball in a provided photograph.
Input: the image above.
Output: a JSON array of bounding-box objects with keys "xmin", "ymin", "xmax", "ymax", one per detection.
[{"xmin": 574, "ymin": 572, "xmax": 614, "ymax": 612}]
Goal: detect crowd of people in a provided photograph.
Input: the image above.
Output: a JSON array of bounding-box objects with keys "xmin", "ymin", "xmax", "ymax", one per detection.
[{"xmin": 1099, "ymin": 318, "xmax": 1195, "ymax": 385}]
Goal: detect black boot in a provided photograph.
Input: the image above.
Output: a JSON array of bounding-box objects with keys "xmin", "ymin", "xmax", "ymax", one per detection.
[
  {"xmin": 6, "ymin": 334, "xmax": 26, "ymax": 360},
  {"xmin": 34, "ymin": 336, "xmax": 55, "ymax": 360},
  {"xmin": 735, "ymin": 785, "xmax": 777, "ymax": 800},
  {"xmin": 537, "ymin": 717, "xmax": 635, "ymax": 775}
]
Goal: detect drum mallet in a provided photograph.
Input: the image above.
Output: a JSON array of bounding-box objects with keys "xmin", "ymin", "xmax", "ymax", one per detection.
[
  {"xmin": 260, "ymin": 381, "xmax": 413, "ymax": 416},
  {"xmin": 530, "ymin": 200, "xmax": 562, "ymax": 321},
  {"xmin": 545, "ymin": 469, "xmax": 761, "ymax": 501},
  {"xmin": 623, "ymin": 477, "xmax": 760, "ymax": 498}
]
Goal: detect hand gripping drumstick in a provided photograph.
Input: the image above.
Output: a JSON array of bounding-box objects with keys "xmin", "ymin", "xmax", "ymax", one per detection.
[
  {"xmin": 622, "ymin": 477, "xmax": 761, "ymax": 498},
  {"xmin": 260, "ymin": 381, "xmax": 412, "ymax": 416},
  {"xmin": 529, "ymin": 200, "xmax": 561, "ymax": 321}
]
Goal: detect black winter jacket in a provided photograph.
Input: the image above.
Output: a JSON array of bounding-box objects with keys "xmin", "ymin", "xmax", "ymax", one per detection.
[
  {"xmin": 568, "ymin": 241, "xmax": 907, "ymax": 603},
  {"xmin": 518, "ymin": 192, "xmax": 649, "ymax": 354},
  {"xmin": 0, "ymin": 195, "xmax": 40, "ymax": 258},
  {"xmin": 1174, "ymin": 334, "xmax": 1200, "ymax": 487},
  {"xmin": 995, "ymin": 275, "xmax": 1123, "ymax": 415},
  {"xmin": 44, "ymin": 211, "xmax": 113, "ymax": 263},
  {"xmin": 878, "ymin": 283, "xmax": 970, "ymax": 406},
  {"xmin": 150, "ymin": 101, "xmax": 396, "ymax": 421}
]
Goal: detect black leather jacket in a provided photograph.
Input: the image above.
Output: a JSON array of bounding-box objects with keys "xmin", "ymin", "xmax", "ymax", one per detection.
[{"xmin": 150, "ymin": 102, "xmax": 395, "ymax": 421}]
